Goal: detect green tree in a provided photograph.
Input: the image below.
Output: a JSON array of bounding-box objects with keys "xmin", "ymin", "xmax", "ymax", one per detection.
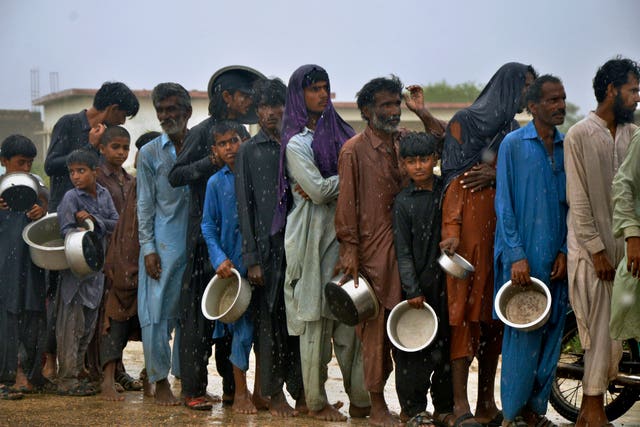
[
  {"xmin": 558, "ymin": 102, "xmax": 583, "ymax": 134},
  {"xmin": 423, "ymin": 81, "xmax": 482, "ymax": 103}
]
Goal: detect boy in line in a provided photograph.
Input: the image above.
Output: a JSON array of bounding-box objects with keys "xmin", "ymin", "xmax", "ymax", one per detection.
[
  {"xmin": 0, "ymin": 135, "xmax": 49, "ymax": 399},
  {"xmin": 201, "ymin": 121, "xmax": 256, "ymax": 414},
  {"xmin": 56, "ymin": 149, "xmax": 119, "ymax": 396},
  {"xmin": 392, "ymin": 132, "xmax": 454, "ymax": 427}
]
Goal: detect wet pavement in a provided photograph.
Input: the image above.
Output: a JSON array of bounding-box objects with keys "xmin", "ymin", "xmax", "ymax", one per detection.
[{"xmin": 2, "ymin": 341, "xmax": 638, "ymax": 426}]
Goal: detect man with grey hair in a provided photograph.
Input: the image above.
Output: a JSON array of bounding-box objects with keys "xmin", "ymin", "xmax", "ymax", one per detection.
[{"xmin": 137, "ymin": 82, "xmax": 192, "ymax": 406}]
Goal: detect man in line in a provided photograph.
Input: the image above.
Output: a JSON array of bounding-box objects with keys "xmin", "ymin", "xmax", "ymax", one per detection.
[
  {"xmin": 235, "ymin": 78, "xmax": 305, "ymax": 417},
  {"xmin": 137, "ymin": 83, "xmax": 192, "ymax": 406},
  {"xmin": 168, "ymin": 66, "xmax": 265, "ymax": 409},
  {"xmin": 494, "ymin": 75, "xmax": 568, "ymax": 427},
  {"xmin": 564, "ymin": 57, "xmax": 640, "ymax": 427},
  {"xmin": 335, "ymin": 76, "xmax": 450, "ymax": 426}
]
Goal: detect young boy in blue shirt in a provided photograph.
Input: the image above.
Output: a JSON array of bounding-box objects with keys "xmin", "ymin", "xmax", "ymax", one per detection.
[
  {"xmin": 56, "ymin": 149, "xmax": 118, "ymax": 396},
  {"xmin": 0, "ymin": 135, "xmax": 49, "ymax": 399},
  {"xmin": 392, "ymin": 132, "xmax": 454, "ymax": 426},
  {"xmin": 201, "ymin": 120, "xmax": 257, "ymax": 414}
]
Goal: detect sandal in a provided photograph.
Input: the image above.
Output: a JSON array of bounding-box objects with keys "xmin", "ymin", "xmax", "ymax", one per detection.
[
  {"xmin": 57, "ymin": 382, "xmax": 97, "ymax": 396},
  {"xmin": 533, "ymin": 415, "xmax": 557, "ymax": 427},
  {"xmin": 408, "ymin": 411, "xmax": 438, "ymax": 427},
  {"xmin": 502, "ymin": 416, "xmax": 528, "ymax": 427},
  {"xmin": 0, "ymin": 384, "xmax": 23, "ymax": 400},
  {"xmin": 453, "ymin": 412, "xmax": 483, "ymax": 427},
  {"xmin": 184, "ymin": 395, "xmax": 213, "ymax": 411},
  {"xmin": 482, "ymin": 411, "xmax": 504, "ymax": 427},
  {"xmin": 433, "ymin": 412, "xmax": 455, "ymax": 427},
  {"xmin": 115, "ymin": 371, "xmax": 143, "ymax": 391}
]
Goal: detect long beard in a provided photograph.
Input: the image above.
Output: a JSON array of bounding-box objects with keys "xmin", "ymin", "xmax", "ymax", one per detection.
[
  {"xmin": 613, "ymin": 94, "xmax": 636, "ymax": 125},
  {"xmin": 372, "ymin": 113, "xmax": 399, "ymax": 133}
]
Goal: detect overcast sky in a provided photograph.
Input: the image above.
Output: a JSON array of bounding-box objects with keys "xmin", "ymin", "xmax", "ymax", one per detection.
[{"xmin": 1, "ymin": 0, "xmax": 639, "ymax": 115}]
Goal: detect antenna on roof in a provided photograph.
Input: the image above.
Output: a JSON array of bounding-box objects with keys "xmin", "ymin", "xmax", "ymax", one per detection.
[
  {"xmin": 50, "ymin": 72, "xmax": 59, "ymax": 93},
  {"xmin": 30, "ymin": 68, "xmax": 40, "ymax": 112}
]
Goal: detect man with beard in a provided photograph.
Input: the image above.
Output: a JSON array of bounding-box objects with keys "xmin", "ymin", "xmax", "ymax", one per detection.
[
  {"xmin": 137, "ymin": 83, "xmax": 192, "ymax": 406},
  {"xmin": 235, "ymin": 78, "xmax": 305, "ymax": 417},
  {"xmin": 168, "ymin": 66, "xmax": 265, "ymax": 410},
  {"xmin": 335, "ymin": 75, "xmax": 450, "ymax": 427},
  {"xmin": 494, "ymin": 75, "xmax": 569, "ymax": 427},
  {"xmin": 564, "ymin": 57, "xmax": 640, "ymax": 427}
]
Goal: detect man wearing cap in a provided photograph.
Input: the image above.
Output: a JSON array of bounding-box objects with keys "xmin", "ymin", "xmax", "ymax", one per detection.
[{"xmin": 168, "ymin": 66, "xmax": 265, "ymax": 410}]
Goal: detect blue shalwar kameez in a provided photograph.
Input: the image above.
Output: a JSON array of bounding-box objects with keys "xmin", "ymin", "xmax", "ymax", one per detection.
[{"xmin": 493, "ymin": 122, "xmax": 568, "ymax": 420}]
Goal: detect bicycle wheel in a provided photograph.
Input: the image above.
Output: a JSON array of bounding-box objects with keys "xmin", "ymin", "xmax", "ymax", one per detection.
[{"xmin": 550, "ymin": 311, "xmax": 639, "ymax": 422}]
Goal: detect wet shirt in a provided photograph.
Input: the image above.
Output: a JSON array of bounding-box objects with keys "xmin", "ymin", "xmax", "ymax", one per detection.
[
  {"xmin": 335, "ymin": 126, "xmax": 404, "ymax": 310},
  {"xmin": 57, "ymin": 184, "xmax": 119, "ymax": 309},
  {"xmin": 201, "ymin": 165, "xmax": 246, "ymax": 276},
  {"xmin": 97, "ymin": 163, "xmax": 133, "ymax": 215}
]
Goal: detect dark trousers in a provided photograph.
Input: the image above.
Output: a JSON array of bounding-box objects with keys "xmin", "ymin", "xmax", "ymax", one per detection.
[
  {"xmin": 394, "ymin": 335, "xmax": 454, "ymax": 417},
  {"xmin": 44, "ymin": 270, "xmax": 58, "ymax": 354},
  {"xmin": 0, "ymin": 308, "xmax": 46, "ymax": 386}
]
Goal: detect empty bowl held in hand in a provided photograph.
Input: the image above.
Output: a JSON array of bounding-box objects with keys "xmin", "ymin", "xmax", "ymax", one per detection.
[
  {"xmin": 0, "ymin": 172, "xmax": 38, "ymax": 212},
  {"xmin": 495, "ymin": 276, "xmax": 552, "ymax": 331},
  {"xmin": 325, "ymin": 274, "xmax": 379, "ymax": 326},
  {"xmin": 387, "ymin": 301, "xmax": 439, "ymax": 352},
  {"xmin": 201, "ymin": 268, "xmax": 252, "ymax": 324},
  {"xmin": 438, "ymin": 251, "xmax": 475, "ymax": 279}
]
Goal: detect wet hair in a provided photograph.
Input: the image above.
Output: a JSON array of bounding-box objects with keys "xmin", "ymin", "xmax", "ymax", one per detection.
[
  {"xmin": 0, "ymin": 134, "xmax": 37, "ymax": 159},
  {"xmin": 399, "ymin": 132, "xmax": 438, "ymax": 158},
  {"xmin": 593, "ymin": 57, "xmax": 640, "ymax": 103},
  {"xmin": 356, "ymin": 75, "xmax": 403, "ymax": 122},
  {"xmin": 253, "ymin": 78, "xmax": 286, "ymax": 107},
  {"xmin": 303, "ymin": 68, "xmax": 329, "ymax": 88},
  {"xmin": 135, "ymin": 131, "xmax": 161, "ymax": 150},
  {"xmin": 93, "ymin": 82, "xmax": 139, "ymax": 118},
  {"xmin": 211, "ymin": 120, "xmax": 250, "ymax": 141},
  {"xmin": 151, "ymin": 82, "xmax": 191, "ymax": 111},
  {"xmin": 99, "ymin": 125, "xmax": 131, "ymax": 146},
  {"xmin": 525, "ymin": 75, "xmax": 563, "ymax": 113},
  {"xmin": 66, "ymin": 148, "xmax": 99, "ymax": 170}
]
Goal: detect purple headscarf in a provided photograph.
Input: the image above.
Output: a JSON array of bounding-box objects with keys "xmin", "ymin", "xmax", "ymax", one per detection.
[{"xmin": 271, "ymin": 64, "xmax": 355, "ymax": 235}]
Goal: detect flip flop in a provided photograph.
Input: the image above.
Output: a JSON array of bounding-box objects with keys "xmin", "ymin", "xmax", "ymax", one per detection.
[
  {"xmin": 408, "ymin": 411, "xmax": 438, "ymax": 427},
  {"xmin": 0, "ymin": 384, "xmax": 23, "ymax": 400},
  {"xmin": 115, "ymin": 371, "xmax": 143, "ymax": 391},
  {"xmin": 482, "ymin": 410, "xmax": 504, "ymax": 427},
  {"xmin": 184, "ymin": 395, "xmax": 213, "ymax": 411},
  {"xmin": 454, "ymin": 412, "xmax": 483, "ymax": 427},
  {"xmin": 433, "ymin": 412, "xmax": 455, "ymax": 427},
  {"xmin": 533, "ymin": 415, "xmax": 557, "ymax": 427}
]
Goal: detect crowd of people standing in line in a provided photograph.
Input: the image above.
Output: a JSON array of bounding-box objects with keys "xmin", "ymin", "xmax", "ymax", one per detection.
[{"xmin": 1, "ymin": 56, "xmax": 639, "ymax": 427}]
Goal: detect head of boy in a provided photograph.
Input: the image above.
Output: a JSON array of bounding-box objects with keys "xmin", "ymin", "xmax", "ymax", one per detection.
[
  {"xmin": 0, "ymin": 134, "xmax": 37, "ymax": 173},
  {"xmin": 66, "ymin": 149, "xmax": 99, "ymax": 194},
  {"xmin": 211, "ymin": 121, "xmax": 249, "ymax": 170},
  {"xmin": 253, "ymin": 78, "xmax": 286, "ymax": 138},
  {"xmin": 94, "ymin": 82, "xmax": 140, "ymax": 126},
  {"xmin": 399, "ymin": 132, "xmax": 438, "ymax": 189},
  {"xmin": 209, "ymin": 68, "xmax": 264, "ymax": 122},
  {"xmin": 151, "ymin": 83, "xmax": 192, "ymax": 138},
  {"xmin": 99, "ymin": 125, "xmax": 131, "ymax": 169},
  {"xmin": 357, "ymin": 75, "xmax": 403, "ymax": 134},
  {"xmin": 302, "ymin": 67, "xmax": 330, "ymax": 117}
]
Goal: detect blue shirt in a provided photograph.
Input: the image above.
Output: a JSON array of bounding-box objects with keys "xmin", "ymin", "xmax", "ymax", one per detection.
[
  {"xmin": 201, "ymin": 165, "xmax": 246, "ymax": 276},
  {"xmin": 494, "ymin": 121, "xmax": 568, "ymax": 288}
]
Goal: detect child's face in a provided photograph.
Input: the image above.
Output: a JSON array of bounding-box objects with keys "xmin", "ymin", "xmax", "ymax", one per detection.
[
  {"xmin": 68, "ymin": 162, "xmax": 97, "ymax": 192},
  {"xmin": 403, "ymin": 155, "xmax": 436, "ymax": 187},
  {"xmin": 212, "ymin": 131, "xmax": 241, "ymax": 169},
  {"xmin": 0, "ymin": 155, "xmax": 34, "ymax": 173},
  {"xmin": 100, "ymin": 136, "xmax": 130, "ymax": 168}
]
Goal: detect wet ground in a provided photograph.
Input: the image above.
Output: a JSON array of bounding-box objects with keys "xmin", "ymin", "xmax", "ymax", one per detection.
[{"xmin": 2, "ymin": 341, "xmax": 638, "ymax": 426}]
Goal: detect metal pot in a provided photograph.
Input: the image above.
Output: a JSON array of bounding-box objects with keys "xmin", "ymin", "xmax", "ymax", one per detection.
[
  {"xmin": 64, "ymin": 219, "xmax": 104, "ymax": 278},
  {"xmin": 0, "ymin": 172, "xmax": 38, "ymax": 211},
  {"xmin": 22, "ymin": 213, "xmax": 68, "ymax": 270},
  {"xmin": 495, "ymin": 277, "xmax": 552, "ymax": 331},
  {"xmin": 201, "ymin": 268, "xmax": 252, "ymax": 323},
  {"xmin": 387, "ymin": 301, "xmax": 438, "ymax": 352},
  {"xmin": 325, "ymin": 274, "xmax": 379, "ymax": 326},
  {"xmin": 438, "ymin": 251, "xmax": 475, "ymax": 279}
]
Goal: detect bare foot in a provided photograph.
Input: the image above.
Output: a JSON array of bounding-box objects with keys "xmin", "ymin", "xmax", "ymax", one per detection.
[
  {"xmin": 369, "ymin": 408, "xmax": 403, "ymax": 426},
  {"xmin": 42, "ymin": 353, "xmax": 57, "ymax": 380},
  {"xmin": 308, "ymin": 403, "xmax": 347, "ymax": 421},
  {"xmin": 14, "ymin": 368, "xmax": 34, "ymax": 392},
  {"xmin": 154, "ymin": 379, "xmax": 180, "ymax": 406},
  {"xmin": 253, "ymin": 390, "xmax": 270, "ymax": 411},
  {"xmin": 99, "ymin": 384, "xmax": 125, "ymax": 401},
  {"xmin": 295, "ymin": 396, "xmax": 308, "ymax": 415},
  {"xmin": 350, "ymin": 404, "xmax": 372, "ymax": 418},
  {"xmin": 141, "ymin": 369, "xmax": 154, "ymax": 398},
  {"xmin": 222, "ymin": 392, "xmax": 234, "ymax": 405},
  {"xmin": 232, "ymin": 389, "xmax": 257, "ymax": 414},
  {"xmin": 205, "ymin": 392, "xmax": 222, "ymax": 403},
  {"xmin": 269, "ymin": 391, "xmax": 297, "ymax": 417}
]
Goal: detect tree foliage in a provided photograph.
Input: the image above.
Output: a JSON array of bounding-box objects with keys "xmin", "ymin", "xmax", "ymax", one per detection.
[{"xmin": 423, "ymin": 80, "xmax": 482, "ymax": 103}]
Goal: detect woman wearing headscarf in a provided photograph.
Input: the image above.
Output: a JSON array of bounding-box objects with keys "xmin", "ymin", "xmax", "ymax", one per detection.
[{"xmin": 438, "ymin": 62, "xmax": 537, "ymax": 427}]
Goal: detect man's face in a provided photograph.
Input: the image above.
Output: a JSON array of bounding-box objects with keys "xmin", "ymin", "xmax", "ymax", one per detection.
[
  {"xmin": 155, "ymin": 95, "xmax": 191, "ymax": 136},
  {"xmin": 68, "ymin": 162, "xmax": 97, "ymax": 192},
  {"xmin": 257, "ymin": 103, "xmax": 284, "ymax": 135},
  {"xmin": 303, "ymin": 81, "xmax": 329, "ymax": 115},
  {"xmin": 613, "ymin": 73, "xmax": 640, "ymax": 124},
  {"xmin": 530, "ymin": 82, "xmax": 566, "ymax": 127},
  {"xmin": 100, "ymin": 136, "xmax": 130, "ymax": 169},
  {"xmin": 225, "ymin": 90, "xmax": 253, "ymax": 118},
  {"xmin": 403, "ymin": 155, "xmax": 436, "ymax": 188},
  {"xmin": 212, "ymin": 130, "xmax": 241, "ymax": 169},
  {"xmin": 518, "ymin": 72, "xmax": 536, "ymax": 113},
  {"xmin": 368, "ymin": 90, "xmax": 402, "ymax": 134}
]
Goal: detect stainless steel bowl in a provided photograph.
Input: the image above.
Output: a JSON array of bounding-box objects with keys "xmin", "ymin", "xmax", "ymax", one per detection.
[
  {"xmin": 387, "ymin": 301, "xmax": 438, "ymax": 352},
  {"xmin": 0, "ymin": 172, "xmax": 38, "ymax": 211},
  {"xmin": 325, "ymin": 274, "xmax": 379, "ymax": 326},
  {"xmin": 22, "ymin": 213, "xmax": 69, "ymax": 270},
  {"xmin": 201, "ymin": 268, "xmax": 252, "ymax": 323},
  {"xmin": 438, "ymin": 251, "xmax": 475, "ymax": 279},
  {"xmin": 495, "ymin": 277, "xmax": 552, "ymax": 331},
  {"xmin": 64, "ymin": 219, "xmax": 104, "ymax": 278}
]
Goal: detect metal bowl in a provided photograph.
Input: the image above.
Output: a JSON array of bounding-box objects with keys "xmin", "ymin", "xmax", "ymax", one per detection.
[
  {"xmin": 64, "ymin": 219, "xmax": 104, "ymax": 278},
  {"xmin": 438, "ymin": 251, "xmax": 475, "ymax": 279},
  {"xmin": 0, "ymin": 172, "xmax": 38, "ymax": 211},
  {"xmin": 495, "ymin": 277, "xmax": 552, "ymax": 331},
  {"xmin": 201, "ymin": 268, "xmax": 252, "ymax": 323},
  {"xmin": 22, "ymin": 213, "xmax": 69, "ymax": 270},
  {"xmin": 387, "ymin": 301, "xmax": 438, "ymax": 352},
  {"xmin": 325, "ymin": 274, "xmax": 379, "ymax": 326}
]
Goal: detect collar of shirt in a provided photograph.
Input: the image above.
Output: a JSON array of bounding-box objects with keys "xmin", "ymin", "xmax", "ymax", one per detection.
[
  {"xmin": 363, "ymin": 126, "xmax": 400, "ymax": 151},
  {"xmin": 72, "ymin": 183, "xmax": 107, "ymax": 199},
  {"xmin": 522, "ymin": 120, "xmax": 564, "ymax": 146},
  {"xmin": 98, "ymin": 162, "xmax": 131, "ymax": 180},
  {"xmin": 220, "ymin": 164, "xmax": 233, "ymax": 176},
  {"xmin": 299, "ymin": 127, "xmax": 314, "ymax": 137},
  {"xmin": 254, "ymin": 128, "xmax": 278, "ymax": 144}
]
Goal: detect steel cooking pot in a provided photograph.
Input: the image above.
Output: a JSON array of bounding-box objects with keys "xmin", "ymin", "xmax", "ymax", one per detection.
[
  {"xmin": 325, "ymin": 274, "xmax": 379, "ymax": 326},
  {"xmin": 387, "ymin": 301, "xmax": 438, "ymax": 352},
  {"xmin": 201, "ymin": 268, "xmax": 252, "ymax": 323},
  {"xmin": 0, "ymin": 172, "xmax": 38, "ymax": 211},
  {"xmin": 495, "ymin": 277, "xmax": 551, "ymax": 331},
  {"xmin": 64, "ymin": 219, "xmax": 104, "ymax": 278},
  {"xmin": 438, "ymin": 251, "xmax": 475, "ymax": 279},
  {"xmin": 22, "ymin": 213, "xmax": 68, "ymax": 270}
]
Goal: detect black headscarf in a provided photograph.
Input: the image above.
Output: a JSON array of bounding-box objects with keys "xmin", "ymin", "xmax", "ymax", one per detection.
[{"xmin": 441, "ymin": 62, "xmax": 534, "ymax": 188}]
